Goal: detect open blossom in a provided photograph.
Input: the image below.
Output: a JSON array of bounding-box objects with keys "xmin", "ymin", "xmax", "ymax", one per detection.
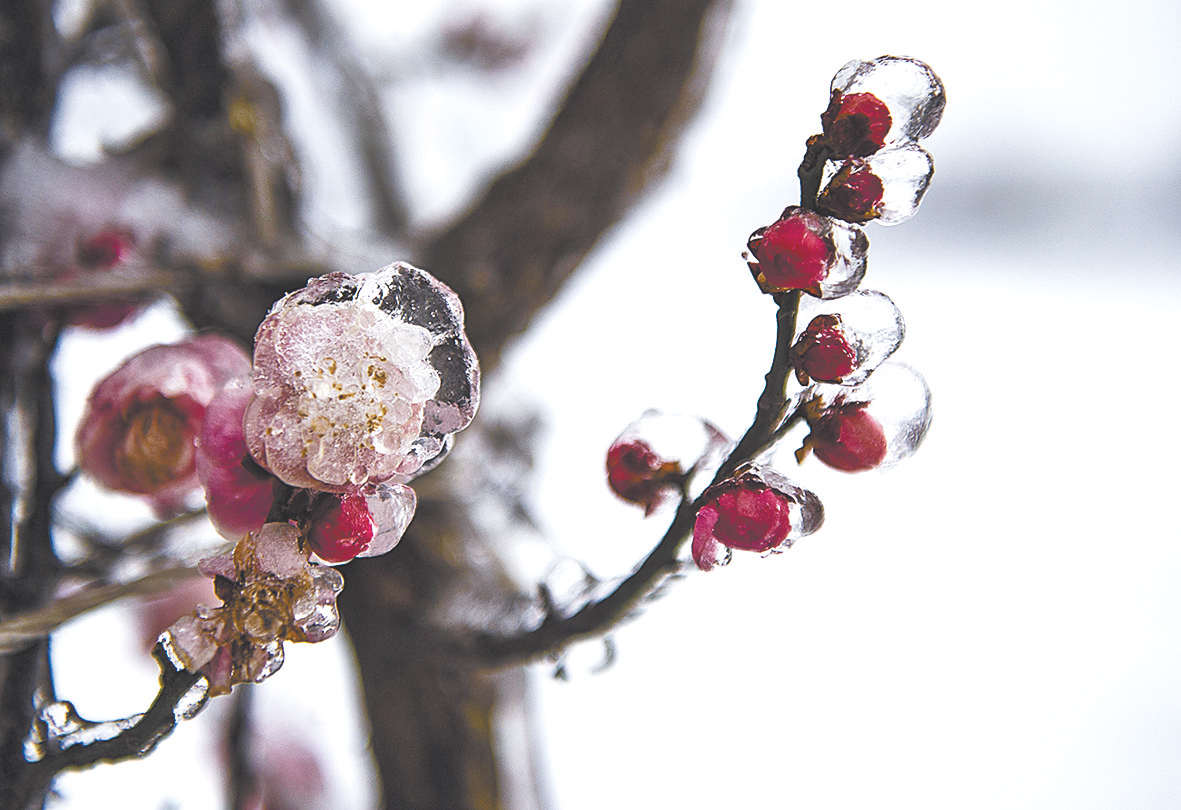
[
  {"xmin": 76, "ymin": 334, "xmax": 251, "ymax": 512},
  {"xmin": 164, "ymin": 523, "xmax": 344, "ymax": 696},
  {"xmin": 691, "ymin": 466, "xmax": 823, "ymax": 572},
  {"xmin": 245, "ymin": 262, "xmax": 479, "ymax": 493}
]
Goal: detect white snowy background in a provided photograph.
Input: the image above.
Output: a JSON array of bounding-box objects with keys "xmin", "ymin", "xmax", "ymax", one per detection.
[{"xmin": 40, "ymin": 0, "xmax": 1181, "ymax": 807}]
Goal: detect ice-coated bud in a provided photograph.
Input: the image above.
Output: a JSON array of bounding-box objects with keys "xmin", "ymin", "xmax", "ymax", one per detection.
[
  {"xmin": 797, "ymin": 363, "xmax": 931, "ymax": 472},
  {"xmin": 245, "ymin": 262, "xmax": 479, "ymax": 493},
  {"xmin": 818, "ymin": 145, "xmax": 935, "ymax": 226},
  {"xmin": 791, "ymin": 291, "xmax": 905, "ymax": 386},
  {"xmin": 790, "ymin": 314, "xmax": 859, "ymax": 384},
  {"xmin": 815, "ymin": 162, "xmax": 885, "ymax": 223},
  {"xmin": 807, "ymin": 401, "xmax": 889, "ymax": 472},
  {"xmin": 747, "ymin": 207, "xmax": 868, "ymax": 299},
  {"xmin": 606, "ymin": 439, "xmax": 682, "ymax": 515},
  {"xmin": 829, "ymin": 56, "xmax": 945, "ymax": 148},
  {"xmin": 691, "ymin": 465, "xmax": 823, "ymax": 572},
  {"xmin": 195, "ymin": 379, "xmax": 276, "ymax": 539},
  {"xmin": 306, "ymin": 493, "xmax": 377, "ymax": 564},
  {"xmin": 819, "ymin": 91, "xmax": 892, "ymax": 158},
  {"xmin": 77, "ymin": 334, "xmax": 251, "ymax": 512},
  {"xmin": 606, "ymin": 411, "xmax": 729, "ymax": 515}
]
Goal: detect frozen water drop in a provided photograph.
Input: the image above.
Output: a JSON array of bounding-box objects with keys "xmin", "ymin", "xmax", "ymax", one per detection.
[
  {"xmin": 795, "ymin": 290, "xmax": 905, "ymax": 386},
  {"xmin": 831, "ymin": 56, "xmax": 945, "ymax": 145}
]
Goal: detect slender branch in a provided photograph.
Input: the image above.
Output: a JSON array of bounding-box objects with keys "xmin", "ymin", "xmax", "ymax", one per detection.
[
  {"xmin": 0, "ymin": 568, "xmax": 201, "ymax": 655},
  {"xmin": 16, "ymin": 642, "xmax": 206, "ymax": 806},
  {"xmin": 463, "ymin": 292, "xmax": 802, "ymax": 668}
]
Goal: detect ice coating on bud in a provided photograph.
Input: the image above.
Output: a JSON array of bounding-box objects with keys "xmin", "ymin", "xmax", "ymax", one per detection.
[
  {"xmin": 606, "ymin": 411, "xmax": 729, "ymax": 515},
  {"xmin": 165, "ymin": 523, "xmax": 345, "ymax": 696},
  {"xmin": 307, "ymin": 493, "xmax": 377, "ymax": 563},
  {"xmin": 747, "ymin": 207, "xmax": 868, "ymax": 299},
  {"xmin": 819, "ymin": 145, "xmax": 934, "ymax": 226},
  {"xmin": 819, "ymin": 91, "xmax": 892, "ymax": 158},
  {"xmin": 798, "ymin": 363, "xmax": 931, "ymax": 472},
  {"xmin": 245, "ymin": 262, "xmax": 479, "ymax": 493},
  {"xmin": 691, "ymin": 465, "xmax": 823, "ymax": 572},
  {"xmin": 830, "ymin": 56, "xmax": 945, "ymax": 146},
  {"xmin": 355, "ymin": 482, "xmax": 417, "ymax": 558},
  {"xmin": 606, "ymin": 439, "xmax": 681, "ymax": 514},
  {"xmin": 790, "ymin": 314, "xmax": 859, "ymax": 384},
  {"xmin": 76, "ymin": 334, "xmax": 251, "ymax": 513},
  {"xmin": 808, "ymin": 402, "xmax": 889, "ymax": 472},
  {"xmin": 792, "ymin": 291, "xmax": 905, "ymax": 386}
]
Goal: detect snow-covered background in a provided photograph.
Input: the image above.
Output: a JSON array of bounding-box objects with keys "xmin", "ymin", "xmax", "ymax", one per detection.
[{"xmin": 42, "ymin": 0, "xmax": 1181, "ymax": 807}]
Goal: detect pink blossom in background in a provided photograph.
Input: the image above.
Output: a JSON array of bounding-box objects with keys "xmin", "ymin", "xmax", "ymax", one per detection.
[{"xmin": 76, "ymin": 334, "xmax": 251, "ymax": 513}]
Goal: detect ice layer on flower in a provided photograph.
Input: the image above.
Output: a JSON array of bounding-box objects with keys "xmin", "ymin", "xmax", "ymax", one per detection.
[{"xmin": 245, "ymin": 262, "xmax": 479, "ymax": 492}]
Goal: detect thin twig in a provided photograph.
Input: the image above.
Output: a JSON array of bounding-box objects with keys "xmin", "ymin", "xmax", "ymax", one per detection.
[{"xmin": 463, "ymin": 292, "xmax": 802, "ymax": 668}]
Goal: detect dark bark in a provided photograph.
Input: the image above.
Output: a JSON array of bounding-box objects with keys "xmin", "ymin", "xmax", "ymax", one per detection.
[
  {"xmin": 0, "ymin": 0, "xmax": 734, "ymax": 806},
  {"xmin": 421, "ymin": 0, "xmax": 732, "ymax": 371},
  {"xmin": 340, "ymin": 1, "xmax": 733, "ymax": 806}
]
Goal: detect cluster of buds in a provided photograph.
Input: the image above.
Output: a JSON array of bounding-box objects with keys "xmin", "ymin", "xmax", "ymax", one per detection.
[
  {"xmin": 75, "ymin": 262, "xmax": 479, "ymax": 693},
  {"xmin": 606, "ymin": 56, "xmax": 941, "ymax": 572}
]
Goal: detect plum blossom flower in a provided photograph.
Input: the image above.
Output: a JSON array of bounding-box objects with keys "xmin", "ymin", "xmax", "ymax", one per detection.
[
  {"xmin": 163, "ymin": 523, "xmax": 343, "ymax": 696},
  {"xmin": 245, "ymin": 262, "xmax": 479, "ymax": 493},
  {"xmin": 76, "ymin": 334, "xmax": 251, "ymax": 513},
  {"xmin": 691, "ymin": 465, "xmax": 823, "ymax": 572}
]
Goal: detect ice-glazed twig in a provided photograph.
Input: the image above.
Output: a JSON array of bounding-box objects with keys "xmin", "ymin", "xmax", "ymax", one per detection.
[
  {"xmin": 462, "ymin": 292, "xmax": 803, "ymax": 668},
  {"xmin": 15, "ymin": 643, "xmax": 207, "ymax": 807}
]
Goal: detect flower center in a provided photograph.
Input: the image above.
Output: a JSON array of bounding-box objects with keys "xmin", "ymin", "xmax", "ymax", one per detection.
[{"xmin": 115, "ymin": 400, "xmax": 194, "ymax": 489}]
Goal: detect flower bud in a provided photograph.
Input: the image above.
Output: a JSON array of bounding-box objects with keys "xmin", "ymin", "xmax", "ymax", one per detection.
[
  {"xmin": 606, "ymin": 439, "xmax": 682, "ymax": 515},
  {"xmin": 746, "ymin": 207, "xmax": 868, "ymax": 299},
  {"xmin": 807, "ymin": 401, "xmax": 889, "ymax": 472},
  {"xmin": 819, "ymin": 91, "xmax": 892, "ymax": 158},
  {"xmin": 306, "ymin": 493, "xmax": 378, "ymax": 564},
  {"xmin": 790, "ymin": 314, "xmax": 859, "ymax": 384},
  {"xmin": 691, "ymin": 466, "xmax": 822, "ymax": 572}
]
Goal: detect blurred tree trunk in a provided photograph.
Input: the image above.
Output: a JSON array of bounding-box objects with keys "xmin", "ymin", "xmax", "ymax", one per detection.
[{"xmin": 0, "ymin": 0, "xmax": 733, "ymax": 807}]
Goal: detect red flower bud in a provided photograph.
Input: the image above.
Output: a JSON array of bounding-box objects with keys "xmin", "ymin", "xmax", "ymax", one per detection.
[
  {"xmin": 820, "ymin": 91, "xmax": 892, "ymax": 158},
  {"xmin": 606, "ymin": 438, "xmax": 682, "ymax": 515},
  {"xmin": 816, "ymin": 163, "xmax": 885, "ymax": 223},
  {"xmin": 747, "ymin": 208, "xmax": 830, "ymax": 294},
  {"xmin": 808, "ymin": 401, "xmax": 888, "ymax": 472},
  {"xmin": 691, "ymin": 466, "xmax": 823, "ymax": 572},
  {"xmin": 307, "ymin": 494, "xmax": 378, "ymax": 563},
  {"xmin": 790, "ymin": 314, "xmax": 859, "ymax": 384}
]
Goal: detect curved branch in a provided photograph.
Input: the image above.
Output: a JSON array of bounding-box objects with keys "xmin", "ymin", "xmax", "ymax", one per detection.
[{"xmin": 463, "ymin": 292, "xmax": 803, "ymax": 668}]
